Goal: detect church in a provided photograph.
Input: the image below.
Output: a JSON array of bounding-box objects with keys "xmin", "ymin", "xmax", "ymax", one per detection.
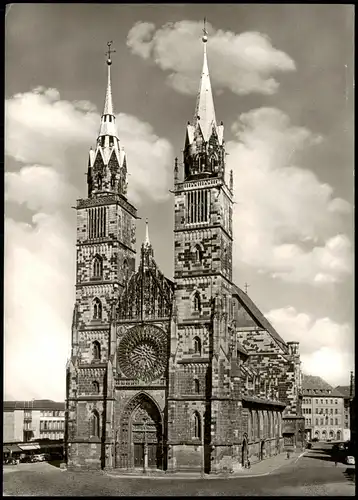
[{"xmin": 65, "ymin": 34, "xmax": 304, "ymax": 474}]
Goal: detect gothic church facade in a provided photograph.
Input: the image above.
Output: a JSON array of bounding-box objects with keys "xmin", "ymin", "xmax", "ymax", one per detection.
[{"xmin": 66, "ymin": 36, "xmax": 304, "ymax": 473}]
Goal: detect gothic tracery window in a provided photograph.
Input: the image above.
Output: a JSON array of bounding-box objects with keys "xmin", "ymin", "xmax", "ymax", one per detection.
[
  {"xmin": 92, "ymin": 341, "xmax": 101, "ymax": 361},
  {"xmin": 93, "ymin": 256, "xmax": 103, "ymax": 279},
  {"xmin": 92, "ymin": 381, "xmax": 100, "ymax": 394},
  {"xmin": 193, "ymin": 336, "xmax": 202, "ymax": 355},
  {"xmin": 93, "ymin": 298, "xmax": 102, "ymax": 320}
]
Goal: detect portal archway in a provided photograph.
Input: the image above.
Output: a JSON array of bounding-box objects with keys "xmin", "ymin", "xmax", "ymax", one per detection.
[
  {"xmin": 118, "ymin": 393, "xmax": 163, "ymax": 470},
  {"xmin": 336, "ymin": 430, "xmax": 341, "ymax": 441}
]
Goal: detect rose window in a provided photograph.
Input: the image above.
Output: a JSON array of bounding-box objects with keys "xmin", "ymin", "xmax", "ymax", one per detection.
[{"xmin": 118, "ymin": 325, "xmax": 167, "ymax": 382}]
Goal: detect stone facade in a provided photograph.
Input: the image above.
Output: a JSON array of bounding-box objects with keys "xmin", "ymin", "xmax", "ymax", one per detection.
[{"xmin": 66, "ymin": 42, "xmax": 304, "ymax": 473}]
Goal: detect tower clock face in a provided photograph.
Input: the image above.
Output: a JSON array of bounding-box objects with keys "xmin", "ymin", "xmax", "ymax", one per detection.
[{"xmin": 117, "ymin": 324, "xmax": 167, "ymax": 382}]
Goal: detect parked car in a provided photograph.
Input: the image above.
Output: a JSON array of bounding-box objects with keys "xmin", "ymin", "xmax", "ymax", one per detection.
[
  {"xmin": 20, "ymin": 455, "xmax": 33, "ymax": 463},
  {"xmin": 4, "ymin": 457, "xmax": 18, "ymax": 465},
  {"xmin": 32, "ymin": 454, "xmax": 46, "ymax": 462},
  {"xmin": 346, "ymin": 455, "xmax": 355, "ymax": 465}
]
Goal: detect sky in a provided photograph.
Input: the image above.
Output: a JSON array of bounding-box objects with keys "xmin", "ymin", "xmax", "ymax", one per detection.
[{"xmin": 5, "ymin": 4, "xmax": 354, "ymax": 401}]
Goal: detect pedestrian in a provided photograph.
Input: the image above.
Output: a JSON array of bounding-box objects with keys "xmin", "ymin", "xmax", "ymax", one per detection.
[
  {"xmin": 287, "ymin": 451, "xmax": 290, "ymax": 460},
  {"xmin": 247, "ymin": 459, "xmax": 251, "ymax": 469}
]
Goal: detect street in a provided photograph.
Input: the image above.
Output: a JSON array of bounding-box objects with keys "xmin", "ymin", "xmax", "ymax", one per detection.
[{"xmin": 3, "ymin": 443, "xmax": 355, "ymax": 496}]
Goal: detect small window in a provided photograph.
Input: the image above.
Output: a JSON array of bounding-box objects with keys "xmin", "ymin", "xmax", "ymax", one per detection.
[
  {"xmin": 92, "ymin": 341, "xmax": 101, "ymax": 360},
  {"xmin": 91, "ymin": 410, "xmax": 100, "ymax": 437},
  {"xmin": 93, "ymin": 256, "xmax": 103, "ymax": 279},
  {"xmin": 193, "ymin": 291, "xmax": 201, "ymax": 313},
  {"xmin": 93, "ymin": 298, "xmax": 102, "ymax": 320},
  {"xmin": 335, "ymin": 399, "xmax": 338, "ymax": 404},
  {"xmin": 194, "ymin": 379, "xmax": 200, "ymax": 394},
  {"xmin": 194, "ymin": 244, "xmax": 203, "ymax": 263},
  {"xmin": 193, "ymin": 412, "xmax": 201, "ymax": 439},
  {"xmin": 92, "ymin": 381, "xmax": 100, "ymax": 394},
  {"xmin": 193, "ymin": 336, "xmax": 202, "ymax": 355}
]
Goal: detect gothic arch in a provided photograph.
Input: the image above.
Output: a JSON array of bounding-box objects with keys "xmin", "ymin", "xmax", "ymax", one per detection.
[
  {"xmin": 193, "ymin": 336, "xmax": 202, "ymax": 355},
  {"xmin": 93, "ymin": 255, "xmax": 103, "ymax": 279},
  {"xmin": 93, "ymin": 298, "xmax": 102, "ymax": 320},
  {"xmin": 117, "ymin": 392, "xmax": 163, "ymax": 470},
  {"xmin": 192, "ymin": 290, "xmax": 202, "ymax": 313},
  {"xmin": 192, "ymin": 411, "xmax": 201, "ymax": 439}
]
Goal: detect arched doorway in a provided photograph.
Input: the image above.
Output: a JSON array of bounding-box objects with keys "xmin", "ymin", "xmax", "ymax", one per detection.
[
  {"xmin": 329, "ymin": 430, "xmax": 334, "ymax": 440},
  {"xmin": 315, "ymin": 430, "xmax": 320, "ymax": 440},
  {"xmin": 322, "ymin": 430, "xmax": 327, "ymax": 441},
  {"xmin": 241, "ymin": 437, "xmax": 248, "ymax": 467},
  {"xmin": 118, "ymin": 393, "xmax": 163, "ymax": 470},
  {"xmin": 336, "ymin": 430, "xmax": 341, "ymax": 441},
  {"xmin": 260, "ymin": 440, "xmax": 266, "ymax": 460}
]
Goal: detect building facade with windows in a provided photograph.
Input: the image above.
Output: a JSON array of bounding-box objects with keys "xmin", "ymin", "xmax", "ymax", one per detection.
[
  {"xmin": 3, "ymin": 400, "xmax": 65, "ymax": 445},
  {"xmin": 302, "ymin": 386, "xmax": 345, "ymax": 442},
  {"xmin": 66, "ymin": 36, "xmax": 304, "ymax": 473}
]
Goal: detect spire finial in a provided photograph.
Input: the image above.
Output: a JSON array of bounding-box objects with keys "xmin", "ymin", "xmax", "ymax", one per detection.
[
  {"xmin": 105, "ymin": 41, "xmax": 116, "ymax": 66},
  {"xmin": 202, "ymin": 17, "xmax": 208, "ymax": 43},
  {"xmin": 145, "ymin": 218, "xmax": 150, "ymax": 246}
]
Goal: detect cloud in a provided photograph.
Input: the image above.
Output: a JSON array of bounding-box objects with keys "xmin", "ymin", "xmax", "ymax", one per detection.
[
  {"xmin": 5, "ymin": 86, "xmax": 173, "ymax": 203},
  {"xmin": 5, "ymin": 87, "xmax": 174, "ymax": 400},
  {"xmin": 5, "ymin": 165, "xmax": 78, "ymax": 212},
  {"xmin": 227, "ymin": 107, "xmax": 352, "ymax": 285},
  {"xmin": 266, "ymin": 307, "xmax": 354, "ymax": 387},
  {"xmin": 4, "ymin": 214, "xmax": 75, "ymax": 401},
  {"xmin": 127, "ymin": 20, "xmax": 295, "ymax": 95}
]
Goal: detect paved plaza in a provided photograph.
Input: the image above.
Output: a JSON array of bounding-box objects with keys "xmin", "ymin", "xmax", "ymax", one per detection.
[{"xmin": 3, "ymin": 443, "xmax": 355, "ymax": 496}]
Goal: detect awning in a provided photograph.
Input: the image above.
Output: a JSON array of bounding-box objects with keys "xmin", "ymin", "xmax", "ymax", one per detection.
[{"xmin": 18, "ymin": 443, "xmax": 40, "ymax": 451}]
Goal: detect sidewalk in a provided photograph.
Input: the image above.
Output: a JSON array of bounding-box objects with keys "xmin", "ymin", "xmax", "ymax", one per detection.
[
  {"xmin": 104, "ymin": 450, "xmax": 306, "ymax": 480},
  {"xmin": 231, "ymin": 450, "xmax": 305, "ymax": 477}
]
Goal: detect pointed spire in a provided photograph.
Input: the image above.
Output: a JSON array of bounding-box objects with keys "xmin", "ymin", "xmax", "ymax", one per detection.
[
  {"xmin": 144, "ymin": 218, "xmax": 150, "ymax": 246},
  {"xmin": 103, "ymin": 58, "xmax": 114, "ymax": 115},
  {"xmin": 193, "ymin": 19, "xmax": 217, "ymax": 142},
  {"xmin": 98, "ymin": 41, "xmax": 118, "ymax": 139}
]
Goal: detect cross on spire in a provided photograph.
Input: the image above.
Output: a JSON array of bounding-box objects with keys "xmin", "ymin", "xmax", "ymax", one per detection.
[
  {"xmin": 202, "ymin": 17, "xmax": 208, "ymax": 42},
  {"xmin": 105, "ymin": 41, "xmax": 116, "ymax": 64},
  {"xmin": 244, "ymin": 282, "xmax": 250, "ymax": 294}
]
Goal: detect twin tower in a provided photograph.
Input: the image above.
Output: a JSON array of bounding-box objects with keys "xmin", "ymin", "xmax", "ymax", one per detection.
[{"xmin": 66, "ymin": 34, "xmax": 302, "ymax": 473}]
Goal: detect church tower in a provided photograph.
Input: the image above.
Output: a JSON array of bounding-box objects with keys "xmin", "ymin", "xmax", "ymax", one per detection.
[
  {"xmin": 66, "ymin": 43, "xmax": 138, "ymax": 470},
  {"xmin": 168, "ymin": 26, "xmax": 235, "ymax": 473}
]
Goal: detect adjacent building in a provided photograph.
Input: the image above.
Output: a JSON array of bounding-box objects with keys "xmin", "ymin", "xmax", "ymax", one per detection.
[
  {"xmin": 3, "ymin": 400, "xmax": 65, "ymax": 444},
  {"xmin": 66, "ymin": 36, "xmax": 304, "ymax": 473},
  {"xmin": 302, "ymin": 376, "xmax": 346, "ymax": 442}
]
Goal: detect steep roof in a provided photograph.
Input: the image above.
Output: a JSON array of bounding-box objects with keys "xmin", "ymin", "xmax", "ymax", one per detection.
[
  {"xmin": 232, "ymin": 284, "xmax": 287, "ymax": 351},
  {"xmin": 4, "ymin": 400, "xmax": 65, "ymax": 411},
  {"xmin": 335, "ymin": 385, "xmax": 354, "ymax": 398},
  {"xmin": 302, "ymin": 374, "xmax": 332, "ymax": 390}
]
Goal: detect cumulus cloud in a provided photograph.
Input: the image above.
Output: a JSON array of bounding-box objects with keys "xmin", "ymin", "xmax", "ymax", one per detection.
[
  {"xmin": 4, "ymin": 214, "xmax": 75, "ymax": 401},
  {"xmin": 5, "ymin": 87, "xmax": 173, "ymax": 400},
  {"xmin": 227, "ymin": 107, "xmax": 352, "ymax": 285},
  {"xmin": 5, "ymin": 87, "xmax": 173, "ymax": 202},
  {"xmin": 127, "ymin": 20, "xmax": 295, "ymax": 95},
  {"xmin": 266, "ymin": 307, "xmax": 354, "ymax": 386}
]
